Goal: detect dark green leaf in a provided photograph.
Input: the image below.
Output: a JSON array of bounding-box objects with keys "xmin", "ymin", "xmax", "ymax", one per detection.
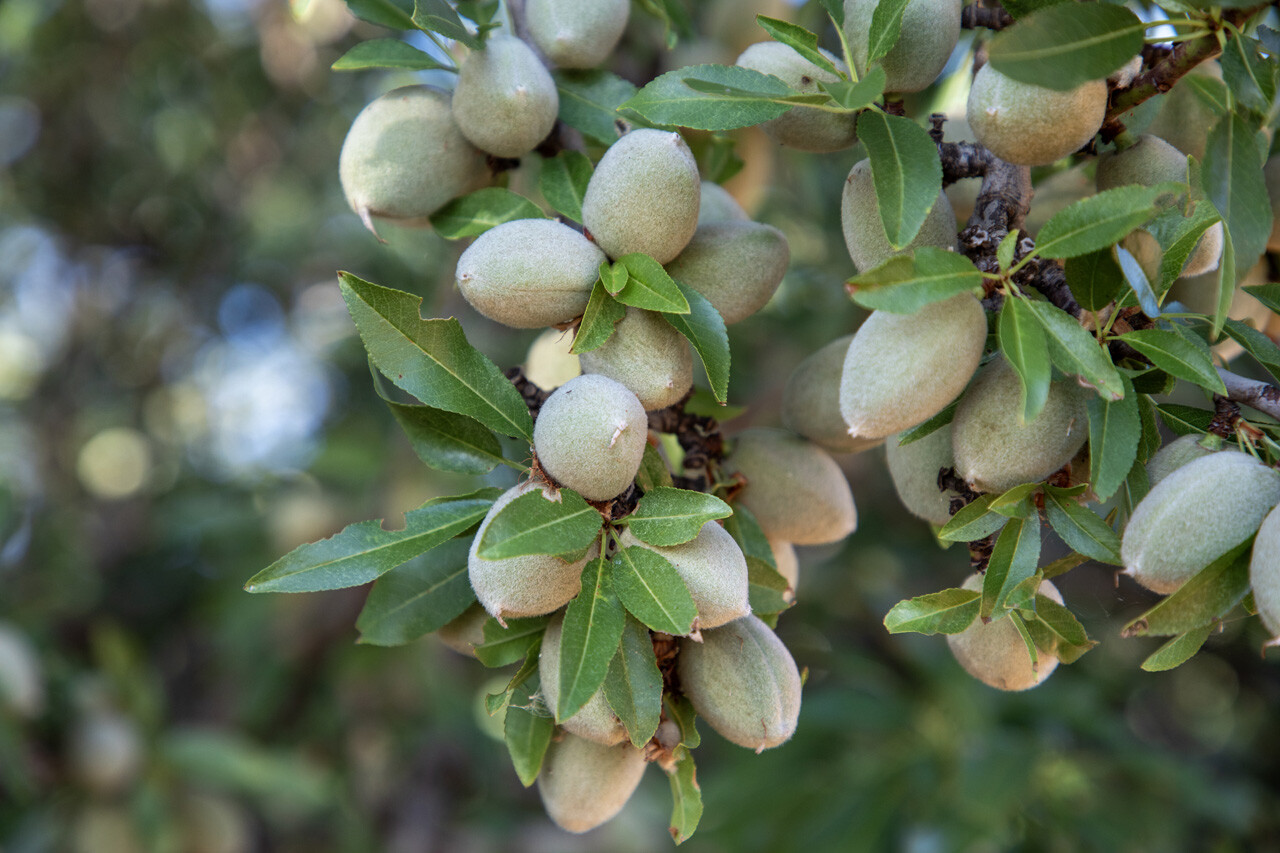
[
  {"xmin": 865, "ymin": 0, "xmax": 910, "ymax": 65},
  {"xmin": 635, "ymin": 443, "xmax": 675, "ymax": 493},
  {"xmin": 982, "ymin": 516, "xmax": 1041, "ymax": 618},
  {"xmin": 1009, "ymin": 610, "xmax": 1039, "ymax": 668},
  {"xmin": 331, "ymin": 38, "xmax": 448, "ymax": 71},
  {"xmin": 1141, "ymin": 624, "xmax": 1215, "ymax": 672},
  {"xmin": 538, "ymin": 150, "xmax": 592, "ymax": 223},
  {"xmin": 617, "ymin": 254, "xmax": 691, "ymax": 313},
  {"xmin": 989, "ymin": 483, "xmax": 1039, "ymax": 519},
  {"xmin": 556, "ymin": 553, "xmax": 626, "ymax": 721},
  {"xmin": 818, "ymin": 0, "xmax": 844, "ymax": 27},
  {"xmin": 747, "ymin": 556, "xmax": 791, "ymax": 616},
  {"xmin": 1242, "ymin": 282, "xmax": 1280, "ymax": 315},
  {"xmin": 884, "ymin": 588, "xmax": 981, "ymax": 634},
  {"xmin": 503, "ymin": 675, "xmax": 552, "ymax": 787},
  {"xmin": 343, "ymin": 0, "xmax": 414, "ymax": 29},
  {"xmin": 1034, "ymin": 185, "xmax": 1167, "ymax": 260},
  {"xmin": 938, "ymin": 494, "xmax": 1008, "ymax": 542},
  {"xmin": 999, "ymin": 295, "xmax": 1051, "ymax": 423},
  {"xmin": 1220, "ymin": 318, "xmax": 1280, "ymax": 383},
  {"xmin": 1156, "ymin": 403, "xmax": 1212, "ymax": 436},
  {"xmin": 1028, "ymin": 594, "xmax": 1096, "ymax": 663},
  {"xmin": 603, "ymin": 615, "xmax": 664, "ymax": 748},
  {"xmin": 1221, "ymin": 34, "xmax": 1277, "ymax": 117},
  {"xmin": 1203, "ymin": 114, "xmax": 1273, "ymax": 276},
  {"xmin": 1122, "ymin": 542, "xmax": 1251, "ymax": 637},
  {"xmin": 1043, "ymin": 487, "xmax": 1122, "ymax": 565},
  {"xmin": 662, "ymin": 282, "xmax": 731, "ymax": 403},
  {"xmin": 339, "ymin": 272, "xmax": 534, "ymax": 440},
  {"xmin": 988, "ymin": 3, "xmax": 1146, "ymax": 90},
  {"xmin": 897, "ymin": 401, "xmax": 957, "ymax": 446},
  {"xmin": 848, "ymin": 247, "xmax": 984, "ymax": 313},
  {"xmin": 355, "ymin": 538, "xmax": 474, "ymax": 645},
  {"xmin": 997, "ymin": 230, "xmax": 1020, "ymax": 272},
  {"xmin": 820, "ymin": 67, "xmax": 886, "ymax": 111},
  {"xmin": 667, "ymin": 748, "xmax": 703, "ymax": 845},
  {"xmin": 1137, "ymin": 393, "xmax": 1162, "ymax": 462},
  {"xmin": 1147, "ymin": 201, "xmax": 1222, "ymax": 291},
  {"xmin": 1024, "ymin": 299, "xmax": 1125, "ymax": 401},
  {"xmin": 554, "ymin": 70, "xmax": 638, "ymax": 145},
  {"xmin": 856, "ymin": 112, "xmax": 943, "ymax": 250},
  {"xmin": 1041, "ymin": 551, "xmax": 1089, "ymax": 580},
  {"xmin": 1065, "ymin": 248, "xmax": 1125, "ymax": 311},
  {"xmin": 601, "ymin": 260, "xmax": 629, "ymax": 296},
  {"xmin": 1086, "ymin": 372, "xmax": 1140, "ymax": 502},
  {"xmin": 246, "ymin": 496, "xmax": 494, "ymax": 594},
  {"xmin": 378, "ymin": 395, "xmax": 506, "ymax": 475},
  {"xmin": 428, "ymin": 188, "xmax": 545, "ymax": 239},
  {"xmin": 412, "ymin": 0, "xmax": 479, "ymax": 49},
  {"xmin": 625, "ymin": 487, "xmax": 732, "ymax": 547},
  {"xmin": 755, "ymin": 16, "xmax": 839, "ymax": 75},
  {"xmin": 571, "ymin": 279, "xmax": 626, "ymax": 355},
  {"xmin": 620, "ymin": 64, "xmax": 794, "ymax": 130},
  {"xmin": 722, "ymin": 504, "xmax": 776, "ymax": 568},
  {"xmin": 999, "ymin": 0, "xmax": 1070, "ymax": 17},
  {"xmin": 1119, "ymin": 329, "xmax": 1226, "ymax": 395},
  {"xmin": 476, "ymin": 488, "xmax": 603, "ymax": 560},
  {"xmin": 1212, "ymin": 218, "xmax": 1237, "ymax": 338},
  {"xmin": 664, "ymin": 693, "xmax": 700, "ymax": 749},
  {"xmin": 609, "ymin": 546, "xmax": 697, "ymax": 636},
  {"xmin": 474, "ymin": 616, "xmax": 550, "ymax": 668}
]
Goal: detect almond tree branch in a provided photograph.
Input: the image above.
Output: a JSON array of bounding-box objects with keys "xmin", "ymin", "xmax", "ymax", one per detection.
[
  {"xmin": 1217, "ymin": 368, "xmax": 1280, "ymax": 422},
  {"xmin": 961, "ymin": 2, "xmax": 1014, "ymax": 31}
]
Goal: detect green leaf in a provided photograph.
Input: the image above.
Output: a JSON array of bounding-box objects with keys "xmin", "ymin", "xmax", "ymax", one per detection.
[
  {"xmin": 1243, "ymin": 282, "xmax": 1280, "ymax": 315},
  {"xmin": 1140, "ymin": 625, "xmax": 1215, "ymax": 672},
  {"xmin": 662, "ymin": 282, "xmax": 731, "ymax": 403},
  {"xmin": 1027, "ymin": 594, "xmax": 1096, "ymax": 663},
  {"xmin": 1136, "ymin": 393, "xmax": 1162, "ymax": 462},
  {"xmin": 1034, "ymin": 185, "xmax": 1167, "ymax": 260},
  {"xmin": 412, "ymin": 0, "xmax": 479, "ymax": 49},
  {"xmin": 865, "ymin": 0, "xmax": 910, "ymax": 65},
  {"xmin": 635, "ymin": 443, "xmax": 675, "ymax": 493},
  {"xmin": 1024, "ymin": 299, "xmax": 1125, "ymax": 401},
  {"xmin": 1043, "ymin": 487, "xmax": 1122, "ymax": 565},
  {"xmin": 624, "ymin": 487, "xmax": 732, "ymax": 547},
  {"xmin": 982, "ymin": 515, "xmax": 1041, "ymax": 619},
  {"xmin": 1212, "ymin": 219, "xmax": 1237, "ymax": 338},
  {"xmin": 722, "ymin": 504, "xmax": 776, "ymax": 568},
  {"xmin": 609, "ymin": 546, "xmax": 698, "ymax": 635},
  {"xmin": 571, "ymin": 279, "xmax": 626, "ymax": 355},
  {"xmin": 556, "ymin": 553, "xmax": 626, "ymax": 721},
  {"xmin": 376, "ymin": 390, "xmax": 506, "ymax": 475},
  {"xmin": 1009, "ymin": 610, "xmax": 1039, "ymax": 669},
  {"xmin": 883, "ymin": 588, "xmax": 980, "ymax": 634},
  {"xmin": 1156, "ymin": 403, "xmax": 1212, "ymax": 436},
  {"xmin": 820, "ymin": 67, "xmax": 886, "ymax": 112},
  {"xmin": 1122, "ymin": 542, "xmax": 1251, "ymax": 637},
  {"xmin": 474, "ymin": 616, "xmax": 550, "ymax": 668},
  {"xmin": 999, "ymin": 0, "xmax": 1070, "ymax": 18},
  {"xmin": 747, "ymin": 556, "xmax": 791, "ymax": 616},
  {"xmin": 343, "ymin": 0, "xmax": 414, "ymax": 29},
  {"xmin": 428, "ymin": 188, "xmax": 545, "ymax": 240},
  {"xmin": 987, "ymin": 3, "xmax": 1146, "ymax": 91},
  {"xmin": 1041, "ymin": 551, "xmax": 1089, "ymax": 580},
  {"xmin": 1065, "ymin": 248, "xmax": 1125, "ymax": 311},
  {"xmin": 1203, "ymin": 114, "xmax": 1273, "ymax": 275},
  {"xmin": 620, "ymin": 64, "xmax": 794, "ymax": 131},
  {"xmin": 603, "ymin": 615, "xmax": 664, "ymax": 748},
  {"xmin": 755, "ymin": 16, "xmax": 839, "ymax": 75},
  {"xmin": 553, "ymin": 70, "xmax": 638, "ymax": 146},
  {"xmin": 856, "ymin": 112, "xmax": 943, "ymax": 250},
  {"xmin": 484, "ymin": 642, "xmax": 542, "ymax": 715},
  {"xmin": 1147, "ymin": 201, "xmax": 1221, "ymax": 291},
  {"xmin": 600, "ymin": 260, "xmax": 628, "ymax": 296},
  {"xmin": 818, "ymin": 0, "xmax": 844, "ymax": 27},
  {"xmin": 997, "ymin": 230, "xmax": 1020, "ymax": 272},
  {"xmin": 1221, "ymin": 34, "xmax": 1277, "ymax": 117},
  {"xmin": 503, "ymin": 675, "xmax": 553, "ymax": 787},
  {"xmin": 1220, "ymin": 318, "xmax": 1280, "ymax": 383},
  {"xmin": 539, "ymin": 150, "xmax": 592, "ymax": 223},
  {"xmin": 937, "ymin": 494, "xmax": 1008, "ymax": 542},
  {"xmin": 355, "ymin": 538, "xmax": 474, "ymax": 645},
  {"xmin": 1119, "ymin": 329, "xmax": 1226, "ymax": 395},
  {"xmin": 246, "ymin": 495, "xmax": 495, "ymax": 594},
  {"xmin": 339, "ymin": 272, "xmax": 534, "ymax": 440},
  {"xmin": 667, "ymin": 748, "xmax": 703, "ymax": 845},
  {"xmin": 999, "ymin": 296, "xmax": 1051, "ymax": 423},
  {"xmin": 476, "ymin": 488, "xmax": 603, "ymax": 560},
  {"xmin": 990, "ymin": 483, "xmax": 1039, "ymax": 519},
  {"xmin": 848, "ymin": 248, "xmax": 984, "ymax": 313},
  {"xmin": 616, "ymin": 254, "xmax": 691, "ymax": 314},
  {"xmin": 897, "ymin": 401, "xmax": 957, "ymax": 446},
  {"xmin": 331, "ymin": 38, "xmax": 448, "ymax": 71},
  {"xmin": 1086, "ymin": 372, "xmax": 1140, "ymax": 502}
]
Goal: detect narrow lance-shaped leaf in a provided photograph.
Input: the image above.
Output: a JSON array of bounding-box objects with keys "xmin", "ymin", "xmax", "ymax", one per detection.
[
  {"xmin": 848, "ymin": 248, "xmax": 983, "ymax": 313},
  {"xmin": 987, "ymin": 3, "xmax": 1146, "ymax": 90},
  {"xmin": 1065, "ymin": 248, "xmax": 1125, "ymax": 311},
  {"xmin": 616, "ymin": 254, "xmax": 691, "ymax": 314},
  {"xmin": 476, "ymin": 488, "xmax": 603, "ymax": 560},
  {"xmin": 865, "ymin": 0, "xmax": 910, "ymax": 66},
  {"xmin": 938, "ymin": 494, "xmax": 1008, "ymax": 542},
  {"xmin": 1122, "ymin": 542, "xmax": 1251, "ymax": 638},
  {"xmin": 484, "ymin": 641, "xmax": 542, "ymax": 716},
  {"xmin": 554, "ymin": 69, "xmax": 639, "ymax": 146},
  {"xmin": 722, "ymin": 504, "xmax": 776, "ymax": 568},
  {"xmin": 1220, "ymin": 34, "xmax": 1276, "ymax": 117},
  {"xmin": 747, "ymin": 556, "xmax": 791, "ymax": 616},
  {"xmin": 339, "ymin": 272, "xmax": 534, "ymax": 439},
  {"xmin": 884, "ymin": 588, "xmax": 980, "ymax": 635},
  {"xmin": 1203, "ymin": 114, "xmax": 1272, "ymax": 278},
  {"xmin": 856, "ymin": 111, "xmax": 942, "ymax": 250},
  {"xmin": 1156, "ymin": 403, "xmax": 1213, "ymax": 436},
  {"xmin": 474, "ymin": 616, "xmax": 551, "ymax": 668},
  {"xmin": 1146, "ymin": 201, "xmax": 1221, "ymax": 292},
  {"xmin": 557, "ymin": 553, "xmax": 626, "ymax": 721},
  {"xmin": 539, "ymin": 150, "xmax": 593, "ymax": 223},
  {"xmin": 1025, "ymin": 299, "xmax": 1125, "ymax": 401},
  {"xmin": 663, "ymin": 281, "xmax": 730, "ymax": 403},
  {"xmin": 1043, "ymin": 487, "xmax": 1122, "ymax": 565},
  {"xmin": 344, "ymin": 0, "xmax": 415, "ymax": 29},
  {"xmin": 246, "ymin": 494, "xmax": 496, "ymax": 594},
  {"xmin": 667, "ymin": 748, "xmax": 703, "ymax": 845},
  {"xmin": 821, "ymin": 66, "xmax": 886, "ymax": 112},
  {"xmin": 572, "ymin": 279, "xmax": 626, "ymax": 355},
  {"xmin": 355, "ymin": 538, "xmax": 475, "ymax": 646},
  {"xmin": 635, "ymin": 443, "xmax": 675, "ymax": 493},
  {"xmin": 1220, "ymin": 318, "xmax": 1280, "ymax": 384},
  {"xmin": 609, "ymin": 546, "xmax": 698, "ymax": 636},
  {"xmin": 603, "ymin": 615, "xmax": 664, "ymax": 748},
  {"xmin": 412, "ymin": 0, "xmax": 479, "ymax": 49},
  {"xmin": 1119, "ymin": 329, "xmax": 1226, "ymax": 395},
  {"xmin": 624, "ymin": 487, "xmax": 732, "ymax": 547},
  {"xmin": 1243, "ymin": 282, "xmax": 1280, "ymax": 315},
  {"xmin": 999, "ymin": 295, "xmax": 1051, "ymax": 423},
  {"xmin": 1141, "ymin": 625, "xmax": 1216, "ymax": 672},
  {"xmin": 897, "ymin": 401, "xmax": 956, "ymax": 446},
  {"xmin": 619, "ymin": 64, "xmax": 794, "ymax": 131},
  {"xmin": 982, "ymin": 515, "xmax": 1041, "ymax": 619},
  {"xmin": 331, "ymin": 39, "xmax": 450, "ymax": 71},
  {"xmin": 428, "ymin": 188, "xmax": 545, "ymax": 240},
  {"xmin": 1027, "ymin": 594, "xmax": 1096, "ymax": 664},
  {"xmin": 503, "ymin": 675, "xmax": 553, "ymax": 787},
  {"xmin": 755, "ymin": 16, "xmax": 839, "ymax": 75},
  {"xmin": 1086, "ymin": 372, "xmax": 1140, "ymax": 502},
  {"xmin": 1033, "ymin": 185, "xmax": 1168, "ymax": 260}
]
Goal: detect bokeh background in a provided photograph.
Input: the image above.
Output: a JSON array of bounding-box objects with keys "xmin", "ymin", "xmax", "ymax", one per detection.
[{"xmin": 4, "ymin": 0, "xmax": 1280, "ymax": 850}]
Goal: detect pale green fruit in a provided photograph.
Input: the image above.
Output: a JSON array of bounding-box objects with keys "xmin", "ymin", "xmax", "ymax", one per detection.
[
  {"xmin": 1146, "ymin": 433, "xmax": 1216, "ymax": 487},
  {"xmin": 886, "ymin": 424, "xmax": 956, "ymax": 526},
  {"xmin": 579, "ymin": 307, "xmax": 693, "ymax": 411},
  {"xmin": 947, "ymin": 574, "xmax": 1062, "ymax": 691},
  {"xmin": 537, "ymin": 734, "xmax": 648, "ymax": 833},
  {"xmin": 0, "ymin": 622, "xmax": 43, "ymax": 718},
  {"xmin": 527, "ymin": 0, "xmax": 629, "ymax": 69},
  {"xmin": 581, "ymin": 129, "xmax": 701, "ymax": 263},
  {"xmin": 769, "ymin": 537, "xmax": 798, "ymax": 603},
  {"xmin": 844, "ymin": 0, "xmax": 961, "ymax": 94},
  {"xmin": 782, "ymin": 335, "xmax": 867, "ymax": 454},
  {"xmin": 455, "ymin": 218, "xmax": 606, "ymax": 328},
  {"xmin": 841, "ymin": 159, "xmax": 958, "ymax": 273},
  {"xmin": 678, "ymin": 615, "xmax": 801, "ymax": 751},
  {"xmin": 436, "ymin": 602, "xmax": 489, "ymax": 657},
  {"xmin": 735, "ymin": 42, "xmax": 859, "ymax": 152},
  {"xmin": 1146, "ymin": 62, "xmax": 1222, "ymax": 161},
  {"xmin": 619, "ymin": 521, "xmax": 750, "ymax": 630},
  {"xmin": 540, "ymin": 614, "xmax": 627, "ymax": 745},
  {"xmin": 1249, "ymin": 503, "xmax": 1280, "ymax": 642},
  {"xmin": 451, "ymin": 34, "xmax": 559, "ymax": 158},
  {"xmin": 967, "ymin": 64, "xmax": 1107, "ymax": 166},
  {"xmin": 1167, "ymin": 260, "xmax": 1270, "ymax": 361},
  {"xmin": 839, "ymin": 294, "xmax": 986, "ymax": 440},
  {"xmin": 951, "ymin": 357, "xmax": 1089, "ymax": 495},
  {"xmin": 720, "ymin": 428, "xmax": 856, "ymax": 545},
  {"xmin": 698, "ymin": 181, "xmax": 750, "ymax": 226},
  {"xmin": 663, "ymin": 221, "xmax": 789, "ymax": 324},
  {"xmin": 524, "ymin": 328, "xmax": 581, "ymax": 390},
  {"xmin": 468, "ymin": 481, "xmax": 597, "ymax": 621},
  {"xmin": 70, "ymin": 711, "xmax": 144, "ymax": 795},
  {"xmin": 534, "ymin": 374, "xmax": 648, "ymax": 501},
  {"xmin": 339, "ymin": 86, "xmax": 489, "ymax": 229},
  {"xmin": 1121, "ymin": 451, "xmax": 1280, "ymax": 594},
  {"xmin": 1266, "ymin": 155, "xmax": 1280, "ymax": 252}
]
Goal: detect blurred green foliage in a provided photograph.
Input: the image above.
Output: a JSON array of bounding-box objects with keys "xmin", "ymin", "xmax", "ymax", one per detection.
[{"xmin": 2, "ymin": 0, "xmax": 1280, "ymax": 850}]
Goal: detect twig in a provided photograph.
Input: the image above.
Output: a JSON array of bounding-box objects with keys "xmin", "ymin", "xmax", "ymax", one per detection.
[
  {"xmin": 961, "ymin": 2, "xmax": 1014, "ymax": 31},
  {"xmin": 1217, "ymin": 368, "xmax": 1280, "ymax": 422}
]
